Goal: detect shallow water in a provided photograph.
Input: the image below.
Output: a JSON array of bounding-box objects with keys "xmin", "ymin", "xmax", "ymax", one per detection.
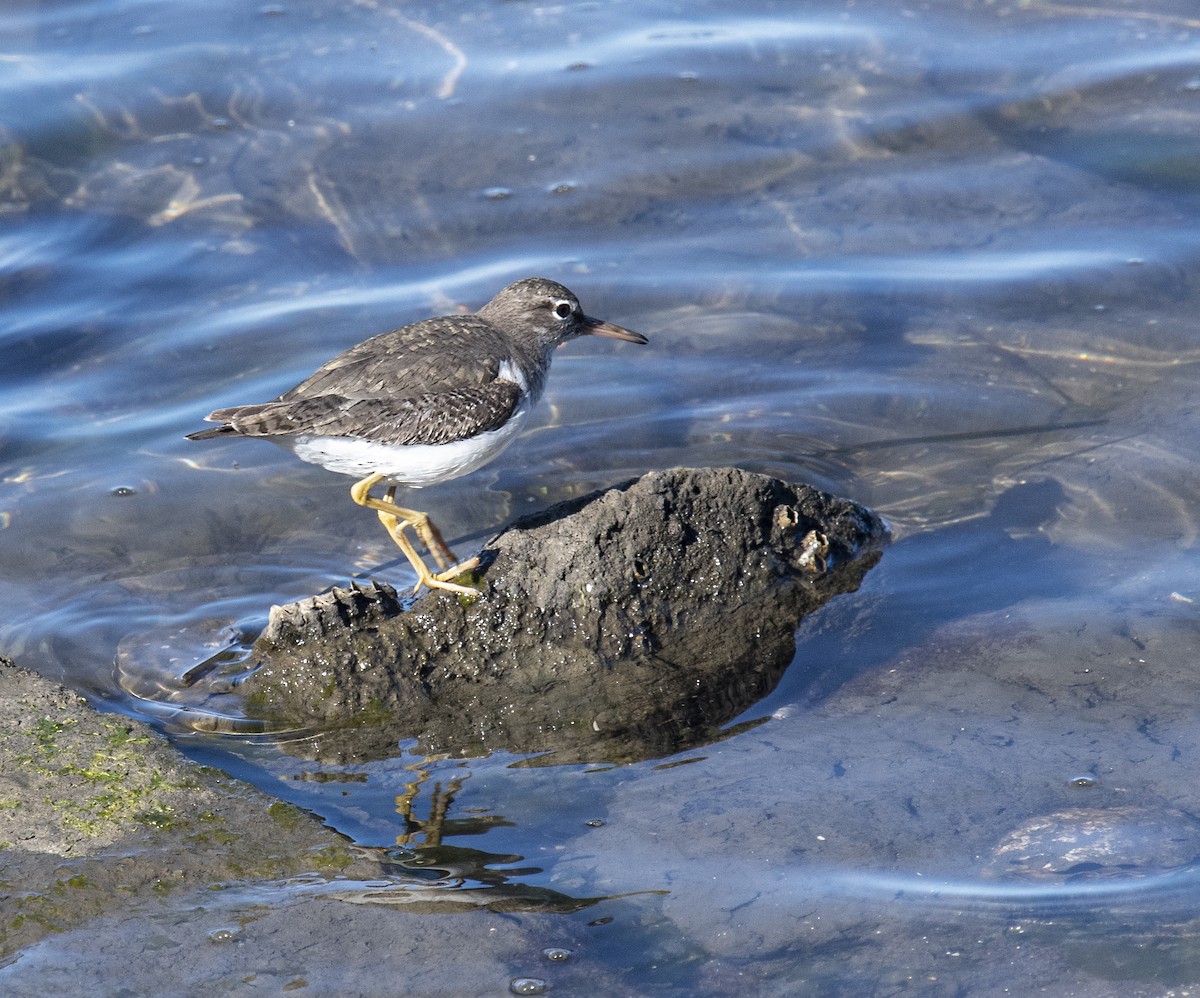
[{"xmin": 3, "ymin": 0, "xmax": 1200, "ymax": 992}]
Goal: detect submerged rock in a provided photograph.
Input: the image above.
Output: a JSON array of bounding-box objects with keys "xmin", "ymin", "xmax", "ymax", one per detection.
[
  {"xmin": 242, "ymin": 467, "xmax": 887, "ymax": 763},
  {"xmin": 986, "ymin": 806, "xmax": 1200, "ymax": 881}
]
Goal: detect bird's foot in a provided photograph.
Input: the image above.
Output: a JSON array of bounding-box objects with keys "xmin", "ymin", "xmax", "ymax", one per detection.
[{"xmin": 419, "ymin": 556, "xmax": 482, "ymax": 598}]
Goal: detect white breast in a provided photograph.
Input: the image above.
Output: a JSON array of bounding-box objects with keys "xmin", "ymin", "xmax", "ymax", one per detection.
[{"xmin": 285, "ymin": 359, "xmax": 535, "ymax": 487}]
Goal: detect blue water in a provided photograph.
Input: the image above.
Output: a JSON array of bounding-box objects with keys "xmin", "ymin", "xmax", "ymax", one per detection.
[{"xmin": 3, "ymin": 0, "xmax": 1200, "ymax": 993}]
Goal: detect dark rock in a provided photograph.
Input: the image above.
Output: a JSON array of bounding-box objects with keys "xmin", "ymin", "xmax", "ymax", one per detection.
[{"xmin": 242, "ymin": 467, "xmax": 887, "ymax": 763}]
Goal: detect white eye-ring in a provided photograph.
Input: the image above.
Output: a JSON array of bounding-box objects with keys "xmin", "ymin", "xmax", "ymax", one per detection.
[{"xmin": 553, "ymin": 299, "xmax": 574, "ymax": 320}]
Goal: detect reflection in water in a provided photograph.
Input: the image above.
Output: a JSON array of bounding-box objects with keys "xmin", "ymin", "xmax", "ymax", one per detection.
[
  {"xmin": 390, "ymin": 757, "xmax": 511, "ymax": 848},
  {"xmin": 328, "ymin": 878, "xmax": 606, "ymax": 916}
]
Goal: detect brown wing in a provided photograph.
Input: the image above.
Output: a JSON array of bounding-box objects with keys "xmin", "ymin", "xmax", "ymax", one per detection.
[
  {"xmin": 192, "ymin": 381, "xmax": 523, "ymax": 447},
  {"xmin": 279, "ymin": 315, "xmax": 514, "ymax": 402}
]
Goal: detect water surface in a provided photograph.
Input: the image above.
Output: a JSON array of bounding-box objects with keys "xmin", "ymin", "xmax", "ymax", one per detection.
[{"xmin": 3, "ymin": 0, "xmax": 1200, "ymax": 993}]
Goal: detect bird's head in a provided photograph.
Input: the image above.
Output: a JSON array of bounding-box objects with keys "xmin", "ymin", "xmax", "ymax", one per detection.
[{"xmin": 478, "ymin": 277, "xmax": 647, "ymax": 350}]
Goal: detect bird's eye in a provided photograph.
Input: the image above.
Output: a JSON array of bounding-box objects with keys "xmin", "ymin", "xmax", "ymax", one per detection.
[{"xmin": 553, "ymin": 300, "xmax": 574, "ymax": 320}]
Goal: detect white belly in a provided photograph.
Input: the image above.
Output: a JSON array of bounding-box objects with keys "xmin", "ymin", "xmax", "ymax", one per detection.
[{"xmin": 287, "ymin": 406, "xmax": 530, "ymax": 487}]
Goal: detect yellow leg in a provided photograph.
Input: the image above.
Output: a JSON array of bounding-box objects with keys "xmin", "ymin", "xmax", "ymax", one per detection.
[
  {"xmin": 381, "ymin": 484, "xmax": 455, "ymax": 569},
  {"xmin": 350, "ymin": 474, "xmax": 480, "ymax": 597}
]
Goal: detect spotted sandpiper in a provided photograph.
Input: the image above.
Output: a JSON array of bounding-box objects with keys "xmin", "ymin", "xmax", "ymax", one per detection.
[{"xmin": 187, "ymin": 277, "xmax": 647, "ymax": 596}]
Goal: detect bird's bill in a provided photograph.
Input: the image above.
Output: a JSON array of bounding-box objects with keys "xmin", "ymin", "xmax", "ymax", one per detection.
[{"xmin": 582, "ymin": 315, "xmax": 649, "ymax": 344}]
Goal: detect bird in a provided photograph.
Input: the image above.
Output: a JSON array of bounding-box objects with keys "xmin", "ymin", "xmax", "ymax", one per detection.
[{"xmin": 187, "ymin": 277, "xmax": 648, "ymax": 596}]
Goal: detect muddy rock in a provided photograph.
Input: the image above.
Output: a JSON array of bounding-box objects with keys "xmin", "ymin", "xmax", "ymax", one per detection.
[
  {"xmin": 0, "ymin": 657, "xmax": 385, "ymax": 959},
  {"xmin": 242, "ymin": 467, "xmax": 887, "ymax": 763}
]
